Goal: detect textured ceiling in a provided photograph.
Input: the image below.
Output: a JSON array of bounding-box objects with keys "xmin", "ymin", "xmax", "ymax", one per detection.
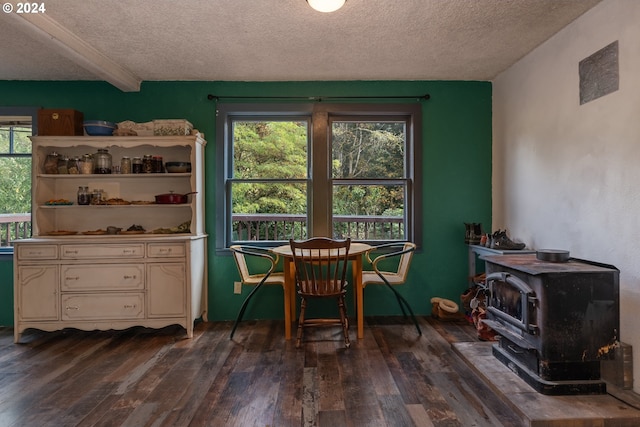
[{"xmin": 0, "ymin": 0, "xmax": 601, "ymax": 90}]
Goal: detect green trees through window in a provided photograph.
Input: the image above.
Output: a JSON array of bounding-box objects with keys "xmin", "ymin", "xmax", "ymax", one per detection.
[
  {"xmin": 0, "ymin": 125, "xmax": 31, "ymax": 215},
  {"xmin": 221, "ymin": 102, "xmax": 420, "ymax": 245},
  {"xmin": 0, "ymin": 124, "xmax": 32, "ymax": 246},
  {"xmin": 331, "ymin": 121, "xmax": 407, "ymax": 240}
]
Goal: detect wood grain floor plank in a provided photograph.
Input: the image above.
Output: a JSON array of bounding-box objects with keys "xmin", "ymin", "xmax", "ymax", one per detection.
[
  {"xmin": 272, "ymin": 338, "xmax": 304, "ymax": 427},
  {"xmin": 5, "ymin": 330, "xmax": 142, "ymax": 427},
  {"xmin": 316, "ymin": 339, "xmax": 346, "ymax": 413},
  {"xmin": 405, "ymin": 403, "xmax": 436, "ymax": 427},
  {"xmin": 317, "ymin": 409, "xmax": 348, "ymax": 426},
  {"xmin": 157, "ymin": 323, "xmax": 238, "ymax": 427},
  {"xmin": 338, "ymin": 340, "xmax": 389, "ymax": 426},
  {"xmin": 379, "ymin": 394, "xmax": 418, "ymax": 427},
  {"xmin": 0, "ymin": 318, "xmax": 536, "ymax": 427},
  {"xmin": 187, "ymin": 341, "xmax": 246, "ymax": 427}
]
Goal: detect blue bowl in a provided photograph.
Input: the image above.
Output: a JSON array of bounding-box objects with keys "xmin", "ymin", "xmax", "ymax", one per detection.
[{"xmin": 84, "ymin": 120, "xmax": 116, "ymax": 136}]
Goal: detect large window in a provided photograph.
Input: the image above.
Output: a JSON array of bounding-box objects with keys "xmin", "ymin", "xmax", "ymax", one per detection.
[
  {"xmin": 216, "ymin": 103, "xmax": 421, "ymax": 248},
  {"xmin": 0, "ymin": 107, "xmax": 37, "ymax": 250}
]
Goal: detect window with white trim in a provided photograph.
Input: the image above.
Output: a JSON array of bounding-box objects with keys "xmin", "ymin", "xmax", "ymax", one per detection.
[
  {"xmin": 215, "ymin": 103, "xmax": 421, "ymax": 248},
  {"xmin": 0, "ymin": 107, "xmax": 37, "ymax": 250}
]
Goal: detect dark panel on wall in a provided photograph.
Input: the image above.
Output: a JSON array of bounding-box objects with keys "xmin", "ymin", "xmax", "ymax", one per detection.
[{"xmin": 579, "ymin": 40, "xmax": 619, "ymax": 105}]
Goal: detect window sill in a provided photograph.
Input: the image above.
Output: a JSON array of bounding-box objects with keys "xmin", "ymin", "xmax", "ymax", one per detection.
[{"xmin": 0, "ymin": 248, "xmax": 14, "ymax": 261}]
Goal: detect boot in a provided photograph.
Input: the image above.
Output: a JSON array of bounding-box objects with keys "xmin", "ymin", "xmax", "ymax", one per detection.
[
  {"xmin": 465, "ymin": 222, "xmax": 483, "ymax": 245},
  {"xmin": 470, "ymin": 223, "xmax": 482, "ymax": 244},
  {"xmin": 464, "ymin": 223, "xmax": 472, "ymax": 244},
  {"xmin": 489, "ymin": 229, "xmax": 500, "ymax": 248},
  {"xmin": 492, "ymin": 229, "xmax": 525, "ymax": 250}
]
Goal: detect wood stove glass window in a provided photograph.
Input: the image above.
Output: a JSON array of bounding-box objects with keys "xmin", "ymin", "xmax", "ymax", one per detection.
[{"xmin": 490, "ymin": 280, "xmax": 524, "ymax": 322}]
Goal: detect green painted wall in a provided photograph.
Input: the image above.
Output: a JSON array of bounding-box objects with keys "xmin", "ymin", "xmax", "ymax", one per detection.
[
  {"xmin": 0, "ymin": 80, "xmax": 491, "ymax": 325},
  {"xmin": 0, "ymin": 257, "xmax": 13, "ymax": 325}
]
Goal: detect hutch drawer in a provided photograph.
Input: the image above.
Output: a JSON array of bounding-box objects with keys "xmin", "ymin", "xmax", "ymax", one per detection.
[
  {"xmin": 61, "ymin": 244, "xmax": 145, "ymax": 259},
  {"xmin": 61, "ymin": 293, "xmax": 145, "ymax": 320},
  {"xmin": 17, "ymin": 245, "xmax": 58, "ymax": 260},
  {"xmin": 147, "ymin": 242, "xmax": 186, "ymax": 258},
  {"xmin": 61, "ymin": 264, "xmax": 145, "ymax": 291}
]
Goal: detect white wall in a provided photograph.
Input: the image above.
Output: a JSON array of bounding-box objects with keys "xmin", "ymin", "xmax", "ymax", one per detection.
[{"xmin": 493, "ymin": 0, "xmax": 640, "ymax": 392}]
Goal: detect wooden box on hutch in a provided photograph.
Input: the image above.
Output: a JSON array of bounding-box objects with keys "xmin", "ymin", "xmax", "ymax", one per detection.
[{"xmin": 38, "ymin": 109, "xmax": 84, "ymax": 136}]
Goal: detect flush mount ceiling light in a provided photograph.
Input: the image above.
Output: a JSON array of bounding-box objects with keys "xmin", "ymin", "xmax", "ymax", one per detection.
[{"xmin": 307, "ymin": 0, "xmax": 346, "ymax": 13}]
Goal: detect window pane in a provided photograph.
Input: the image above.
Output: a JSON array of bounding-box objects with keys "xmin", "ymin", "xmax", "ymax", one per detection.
[
  {"xmin": 233, "ymin": 121, "xmax": 307, "ymax": 179},
  {"xmin": 0, "ymin": 126, "xmax": 32, "ymax": 154},
  {"xmin": 333, "ymin": 184, "xmax": 405, "ymax": 240},
  {"xmin": 231, "ymin": 182, "xmax": 307, "ymax": 241},
  {"xmin": 0, "ymin": 157, "xmax": 31, "ymax": 214},
  {"xmin": 331, "ymin": 121, "xmax": 406, "ymax": 179},
  {"xmin": 0, "ymin": 128, "xmax": 8, "ymax": 153},
  {"xmin": 0, "ymin": 157, "xmax": 32, "ymax": 246}
]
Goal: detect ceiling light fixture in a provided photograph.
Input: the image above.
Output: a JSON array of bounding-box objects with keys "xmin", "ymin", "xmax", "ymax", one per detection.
[{"xmin": 307, "ymin": 0, "xmax": 346, "ymax": 13}]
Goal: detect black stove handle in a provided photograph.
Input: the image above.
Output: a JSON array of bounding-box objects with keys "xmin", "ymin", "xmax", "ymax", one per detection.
[
  {"xmin": 486, "ymin": 272, "xmax": 538, "ymax": 335},
  {"xmin": 485, "ymin": 272, "xmax": 533, "ymax": 295}
]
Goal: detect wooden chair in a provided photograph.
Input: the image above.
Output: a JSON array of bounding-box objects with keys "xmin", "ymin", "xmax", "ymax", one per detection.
[
  {"xmin": 362, "ymin": 242, "xmax": 421, "ymax": 335},
  {"xmin": 289, "ymin": 237, "xmax": 351, "ymax": 348},
  {"xmin": 229, "ymin": 245, "xmax": 285, "ymax": 339}
]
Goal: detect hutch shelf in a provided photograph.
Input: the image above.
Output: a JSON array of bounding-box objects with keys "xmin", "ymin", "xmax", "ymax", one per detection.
[{"xmin": 13, "ymin": 134, "xmax": 208, "ymax": 343}]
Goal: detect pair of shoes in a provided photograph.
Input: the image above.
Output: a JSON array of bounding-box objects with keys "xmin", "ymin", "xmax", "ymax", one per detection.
[
  {"xmin": 464, "ymin": 222, "xmax": 483, "ymax": 244},
  {"xmin": 491, "ymin": 229, "xmax": 525, "ymax": 250}
]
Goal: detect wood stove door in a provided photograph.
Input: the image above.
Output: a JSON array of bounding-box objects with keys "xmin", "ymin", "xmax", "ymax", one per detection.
[{"xmin": 486, "ymin": 272, "xmax": 538, "ymax": 336}]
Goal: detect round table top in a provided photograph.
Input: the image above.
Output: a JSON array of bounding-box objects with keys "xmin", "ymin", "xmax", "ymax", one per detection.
[{"xmin": 271, "ymin": 242, "xmax": 372, "ymax": 257}]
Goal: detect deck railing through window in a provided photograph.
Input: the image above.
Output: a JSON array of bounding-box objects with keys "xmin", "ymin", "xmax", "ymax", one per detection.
[
  {"xmin": 232, "ymin": 213, "xmax": 404, "ymax": 241},
  {"xmin": 0, "ymin": 213, "xmax": 31, "ymax": 247},
  {"xmin": 0, "ymin": 213, "xmax": 403, "ymax": 246}
]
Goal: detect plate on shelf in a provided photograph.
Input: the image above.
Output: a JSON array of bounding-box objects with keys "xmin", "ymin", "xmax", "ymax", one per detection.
[
  {"xmin": 119, "ymin": 230, "xmax": 146, "ymax": 235},
  {"xmin": 45, "ymin": 200, "xmax": 73, "ymax": 206},
  {"xmin": 46, "ymin": 230, "xmax": 77, "ymax": 236},
  {"xmin": 130, "ymin": 200, "xmax": 155, "ymax": 205},
  {"xmin": 82, "ymin": 230, "xmax": 107, "ymax": 235}
]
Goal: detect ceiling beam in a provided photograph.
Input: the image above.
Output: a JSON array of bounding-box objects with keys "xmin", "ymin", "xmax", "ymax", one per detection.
[{"xmin": 9, "ymin": 13, "xmax": 141, "ymax": 92}]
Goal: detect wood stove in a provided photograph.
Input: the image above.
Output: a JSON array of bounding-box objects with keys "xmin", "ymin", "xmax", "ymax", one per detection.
[{"xmin": 481, "ymin": 254, "xmax": 619, "ymax": 395}]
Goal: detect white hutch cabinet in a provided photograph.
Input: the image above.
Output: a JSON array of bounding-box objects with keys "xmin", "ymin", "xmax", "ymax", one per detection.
[{"xmin": 13, "ymin": 134, "xmax": 208, "ymax": 343}]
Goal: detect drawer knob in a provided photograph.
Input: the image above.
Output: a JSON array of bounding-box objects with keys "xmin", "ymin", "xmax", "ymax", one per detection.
[
  {"xmin": 123, "ymin": 275, "xmax": 136, "ymax": 280},
  {"xmin": 123, "ymin": 304, "xmax": 137, "ymax": 309},
  {"xmin": 65, "ymin": 276, "xmax": 79, "ymax": 281},
  {"xmin": 65, "ymin": 306, "xmax": 79, "ymax": 311}
]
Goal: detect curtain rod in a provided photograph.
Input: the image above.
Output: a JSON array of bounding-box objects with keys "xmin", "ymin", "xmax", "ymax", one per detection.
[{"xmin": 207, "ymin": 94, "xmax": 430, "ymax": 102}]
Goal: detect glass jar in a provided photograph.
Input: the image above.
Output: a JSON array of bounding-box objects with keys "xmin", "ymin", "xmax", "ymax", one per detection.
[
  {"xmin": 152, "ymin": 155, "xmax": 164, "ymax": 173},
  {"xmin": 80, "ymin": 154, "xmax": 94, "ymax": 174},
  {"xmin": 142, "ymin": 154, "xmax": 153, "ymax": 173},
  {"xmin": 93, "ymin": 148, "xmax": 112, "ymax": 174},
  {"xmin": 120, "ymin": 156, "xmax": 132, "ymax": 174},
  {"xmin": 68, "ymin": 157, "xmax": 81, "ymax": 174},
  {"xmin": 77, "ymin": 186, "xmax": 90, "ymax": 205},
  {"xmin": 132, "ymin": 157, "xmax": 143, "ymax": 174},
  {"xmin": 57, "ymin": 156, "xmax": 69, "ymax": 174},
  {"xmin": 90, "ymin": 189, "xmax": 102, "ymax": 205},
  {"xmin": 44, "ymin": 152, "xmax": 59, "ymax": 174}
]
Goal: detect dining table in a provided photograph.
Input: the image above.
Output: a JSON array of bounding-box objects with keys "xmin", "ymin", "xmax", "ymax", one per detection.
[{"xmin": 271, "ymin": 242, "xmax": 372, "ymax": 340}]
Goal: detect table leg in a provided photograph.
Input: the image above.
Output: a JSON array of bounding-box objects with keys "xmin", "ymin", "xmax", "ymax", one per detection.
[
  {"xmin": 353, "ymin": 257, "xmax": 364, "ymax": 339},
  {"xmin": 290, "ymin": 265, "xmax": 297, "ymax": 327},
  {"xmin": 283, "ymin": 258, "xmax": 296, "ymax": 340}
]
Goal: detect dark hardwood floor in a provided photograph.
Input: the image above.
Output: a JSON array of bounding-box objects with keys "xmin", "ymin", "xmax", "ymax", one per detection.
[{"xmin": 0, "ymin": 316, "xmax": 523, "ymax": 427}]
